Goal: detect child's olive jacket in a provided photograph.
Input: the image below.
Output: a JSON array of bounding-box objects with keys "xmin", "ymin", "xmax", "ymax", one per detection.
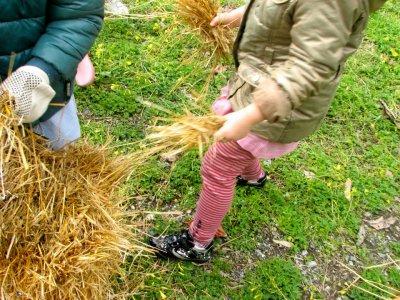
[
  {"xmin": 0, "ymin": 0, "xmax": 104, "ymax": 121},
  {"xmin": 230, "ymin": 0, "xmax": 387, "ymax": 143}
]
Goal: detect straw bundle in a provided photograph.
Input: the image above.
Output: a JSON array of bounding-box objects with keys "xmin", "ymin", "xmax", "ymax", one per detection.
[
  {"xmin": 144, "ymin": 113, "xmax": 226, "ymax": 158},
  {"xmin": 176, "ymin": 0, "xmax": 233, "ymax": 63},
  {"xmin": 0, "ymin": 90, "xmax": 142, "ymax": 299}
]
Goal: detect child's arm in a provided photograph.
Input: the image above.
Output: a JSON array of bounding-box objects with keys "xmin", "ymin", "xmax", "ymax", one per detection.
[
  {"xmin": 214, "ymin": 78, "xmax": 291, "ymax": 142},
  {"xmin": 214, "ymin": 103, "xmax": 264, "ymax": 142},
  {"xmin": 210, "ymin": 6, "xmax": 246, "ymax": 28}
]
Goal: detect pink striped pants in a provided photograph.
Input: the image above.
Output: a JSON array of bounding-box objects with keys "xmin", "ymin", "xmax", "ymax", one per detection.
[{"xmin": 189, "ymin": 141, "xmax": 263, "ymax": 246}]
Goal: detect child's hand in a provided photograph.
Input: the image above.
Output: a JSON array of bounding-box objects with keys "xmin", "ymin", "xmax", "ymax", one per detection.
[
  {"xmin": 214, "ymin": 104, "xmax": 264, "ymax": 142},
  {"xmin": 210, "ymin": 6, "xmax": 245, "ymax": 29}
]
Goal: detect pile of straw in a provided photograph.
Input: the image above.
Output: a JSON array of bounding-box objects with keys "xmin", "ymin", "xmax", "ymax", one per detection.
[
  {"xmin": 0, "ymin": 90, "xmax": 142, "ymax": 299},
  {"xmin": 0, "ymin": 88, "xmax": 226, "ymax": 298},
  {"xmin": 176, "ymin": 0, "xmax": 233, "ymax": 64}
]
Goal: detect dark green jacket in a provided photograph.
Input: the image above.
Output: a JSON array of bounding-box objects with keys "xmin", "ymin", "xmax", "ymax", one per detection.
[{"xmin": 0, "ymin": 0, "xmax": 104, "ymax": 121}]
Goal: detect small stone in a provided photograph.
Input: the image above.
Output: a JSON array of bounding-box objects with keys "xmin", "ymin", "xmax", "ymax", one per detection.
[
  {"xmin": 82, "ymin": 108, "xmax": 91, "ymax": 116},
  {"xmin": 263, "ymin": 160, "xmax": 273, "ymax": 167},
  {"xmin": 307, "ymin": 261, "xmax": 318, "ymax": 268},
  {"xmin": 219, "ymin": 271, "xmax": 229, "ymax": 278},
  {"xmin": 364, "ymin": 212, "xmax": 372, "ymax": 218},
  {"xmin": 385, "ymin": 170, "xmax": 394, "ymax": 178},
  {"xmin": 309, "ymin": 241, "xmax": 317, "ymax": 250},
  {"xmin": 301, "ymin": 250, "xmax": 308, "ymax": 256},
  {"xmin": 325, "ymin": 286, "xmax": 331, "ymax": 292},
  {"xmin": 105, "ymin": 0, "xmax": 129, "ymax": 15},
  {"xmin": 349, "ymin": 255, "xmax": 356, "ymax": 261},
  {"xmin": 255, "ymin": 249, "xmax": 266, "ymax": 259},
  {"xmin": 146, "ymin": 214, "xmax": 154, "ymax": 221}
]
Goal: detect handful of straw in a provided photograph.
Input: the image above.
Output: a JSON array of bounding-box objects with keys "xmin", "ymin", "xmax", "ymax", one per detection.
[
  {"xmin": 176, "ymin": 0, "xmax": 233, "ymax": 64},
  {"xmin": 145, "ymin": 113, "xmax": 226, "ymax": 158},
  {"xmin": 0, "ymin": 90, "xmax": 144, "ymax": 299}
]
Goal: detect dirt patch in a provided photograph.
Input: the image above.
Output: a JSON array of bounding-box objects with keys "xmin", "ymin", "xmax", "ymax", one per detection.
[
  {"xmin": 216, "ymin": 208, "xmax": 400, "ymax": 299},
  {"xmin": 136, "ymin": 184, "xmax": 399, "ymax": 299}
]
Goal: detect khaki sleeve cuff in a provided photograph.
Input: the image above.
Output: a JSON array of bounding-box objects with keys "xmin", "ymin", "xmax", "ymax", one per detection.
[{"xmin": 252, "ymin": 78, "xmax": 292, "ymax": 119}]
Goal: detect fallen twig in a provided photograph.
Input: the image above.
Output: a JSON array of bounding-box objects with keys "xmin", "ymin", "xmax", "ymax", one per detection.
[
  {"xmin": 365, "ymin": 259, "xmax": 400, "ymax": 270},
  {"xmin": 339, "ymin": 262, "xmax": 400, "ymax": 299},
  {"xmin": 380, "ymin": 99, "xmax": 400, "ymax": 130}
]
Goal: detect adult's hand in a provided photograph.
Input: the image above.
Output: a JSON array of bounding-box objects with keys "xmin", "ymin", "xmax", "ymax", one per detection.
[{"xmin": 1, "ymin": 66, "xmax": 55, "ymax": 123}]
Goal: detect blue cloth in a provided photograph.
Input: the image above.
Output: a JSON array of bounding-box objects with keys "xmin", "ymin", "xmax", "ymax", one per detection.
[{"xmin": 33, "ymin": 95, "xmax": 81, "ymax": 150}]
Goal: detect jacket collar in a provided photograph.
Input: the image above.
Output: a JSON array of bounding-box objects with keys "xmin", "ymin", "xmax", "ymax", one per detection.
[{"xmin": 233, "ymin": 0, "xmax": 256, "ymax": 68}]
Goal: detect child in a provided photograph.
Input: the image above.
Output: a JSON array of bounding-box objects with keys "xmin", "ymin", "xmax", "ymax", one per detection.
[
  {"xmin": 149, "ymin": 0, "xmax": 388, "ymax": 262},
  {"xmin": 0, "ymin": 1, "xmax": 104, "ymax": 150}
]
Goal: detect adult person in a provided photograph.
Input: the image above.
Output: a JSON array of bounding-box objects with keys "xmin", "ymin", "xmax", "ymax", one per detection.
[{"xmin": 0, "ymin": 1, "xmax": 104, "ymax": 150}]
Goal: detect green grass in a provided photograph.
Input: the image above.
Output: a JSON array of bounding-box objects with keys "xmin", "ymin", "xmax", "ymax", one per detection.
[
  {"xmin": 240, "ymin": 258, "xmax": 303, "ymax": 300},
  {"xmin": 75, "ymin": 0, "xmax": 400, "ymax": 298}
]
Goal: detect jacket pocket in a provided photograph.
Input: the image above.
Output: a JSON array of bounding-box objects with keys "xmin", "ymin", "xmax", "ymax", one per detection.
[
  {"xmin": 228, "ymin": 76, "xmax": 246, "ymax": 100},
  {"xmin": 255, "ymin": 0, "xmax": 291, "ymax": 29}
]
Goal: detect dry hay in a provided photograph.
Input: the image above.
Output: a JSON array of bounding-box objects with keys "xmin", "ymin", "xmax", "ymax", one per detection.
[
  {"xmin": 0, "ymin": 88, "xmax": 226, "ymax": 299},
  {"xmin": 140, "ymin": 105, "xmax": 225, "ymax": 159},
  {"xmin": 340, "ymin": 262, "xmax": 400, "ymax": 299},
  {"xmin": 0, "ymin": 90, "xmax": 144, "ymax": 299},
  {"xmin": 175, "ymin": 0, "xmax": 233, "ymax": 64}
]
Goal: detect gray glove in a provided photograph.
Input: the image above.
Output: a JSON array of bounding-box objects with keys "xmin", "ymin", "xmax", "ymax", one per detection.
[{"xmin": 1, "ymin": 66, "xmax": 55, "ymax": 123}]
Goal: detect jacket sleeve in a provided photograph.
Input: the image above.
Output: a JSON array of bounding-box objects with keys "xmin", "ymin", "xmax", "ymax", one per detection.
[
  {"xmin": 268, "ymin": 0, "xmax": 365, "ymax": 108},
  {"xmin": 31, "ymin": 0, "xmax": 104, "ymax": 81}
]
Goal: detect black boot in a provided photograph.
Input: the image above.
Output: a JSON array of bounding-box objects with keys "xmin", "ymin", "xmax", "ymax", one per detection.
[
  {"xmin": 236, "ymin": 173, "xmax": 267, "ymax": 187},
  {"xmin": 149, "ymin": 230, "xmax": 213, "ymax": 263}
]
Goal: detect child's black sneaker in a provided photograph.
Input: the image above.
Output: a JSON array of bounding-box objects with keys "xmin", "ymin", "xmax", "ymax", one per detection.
[
  {"xmin": 149, "ymin": 230, "xmax": 213, "ymax": 263},
  {"xmin": 236, "ymin": 173, "xmax": 267, "ymax": 187}
]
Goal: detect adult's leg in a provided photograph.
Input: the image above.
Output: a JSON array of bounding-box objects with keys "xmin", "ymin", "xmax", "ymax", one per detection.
[
  {"xmin": 189, "ymin": 141, "xmax": 262, "ymax": 246},
  {"xmin": 32, "ymin": 95, "xmax": 81, "ymax": 150}
]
